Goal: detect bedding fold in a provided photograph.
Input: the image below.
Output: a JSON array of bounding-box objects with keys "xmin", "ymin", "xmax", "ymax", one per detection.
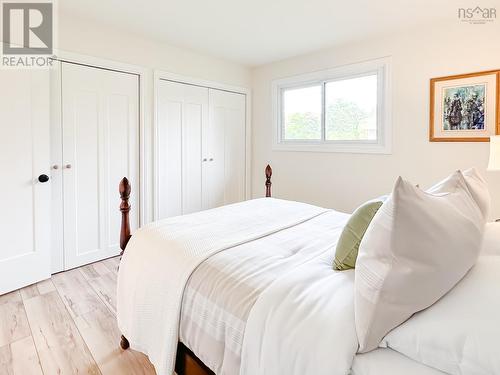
[{"xmin": 117, "ymin": 198, "xmax": 329, "ymax": 375}]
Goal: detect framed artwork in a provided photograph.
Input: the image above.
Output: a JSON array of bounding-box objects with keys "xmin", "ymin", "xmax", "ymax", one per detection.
[{"xmin": 430, "ymin": 70, "xmax": 500, "ymax": 142}]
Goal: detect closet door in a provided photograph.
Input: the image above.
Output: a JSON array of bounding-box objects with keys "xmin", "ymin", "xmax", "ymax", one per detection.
[
  {"xmin": 61, "ymin": 63, "xmax": 139, "ymax": 269},
  {"xmin": 157, "ymin": 80, "xmax": 208, "ymax": 218},
  {"xmin": 0, "ymin": 70, "xmax": 51, "ymax": 294},
  {"xmin": 206, "ymin": 89, "xmax": 246, "ymax": 208}
]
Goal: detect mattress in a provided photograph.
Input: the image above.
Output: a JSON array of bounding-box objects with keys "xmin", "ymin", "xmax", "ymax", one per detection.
[
  {"xmin": 179, "ymin": 210, "xmax": 350, "ymax": 375},
  {"xmin": 351, "ymin": 348, "xmax": 447, "ymax": 375}
]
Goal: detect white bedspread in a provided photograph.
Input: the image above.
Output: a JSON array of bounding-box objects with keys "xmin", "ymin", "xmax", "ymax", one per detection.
[
  {"xmin": 180, "ymin": 210, "xmax": 351, "ymax": 374},
  {"xmin": 241, "ymin": 252, "xmax": 358, "ymax": 375},
  {"xmin": 117, "ymin": 198, "xmax": 328, "ymax": 375}
]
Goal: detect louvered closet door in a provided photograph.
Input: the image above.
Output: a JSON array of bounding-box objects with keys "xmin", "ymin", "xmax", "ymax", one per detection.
[
  {"xmin": 157, "ymin": 80, "xmax": 208, "ymax": 218},
  {"xmin": 206, "ymin": 89, "xmax": 246, "ymax": 208},
  {"xmin": 61, "ymin": 63, "xmax": 139, "ymax": 269},
  {"xmin": 0, "ymin": 69, "xmax": 51, "ymax": 294}
]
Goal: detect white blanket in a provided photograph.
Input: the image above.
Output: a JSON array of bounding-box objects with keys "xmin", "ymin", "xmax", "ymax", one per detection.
[
  {"xmin": 241, "ymin": 252, "xmax": 359, "ymax": 375},
  {"xmin": 117, "ymin": 198, "xmax": 328, "ymax": 375}
]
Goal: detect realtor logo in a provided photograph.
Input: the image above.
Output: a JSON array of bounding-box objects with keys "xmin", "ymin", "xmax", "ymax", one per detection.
[
  {"xmin": 458, "ymin": 6, "xmax": 496, "ymax": 24},
  {"xmin": 2, "ymin": 2, "xmax": 53, "ymax": 54},
  {"xmin": 1, "ymin": 1, "xmax": 56, "ymax": 67}
]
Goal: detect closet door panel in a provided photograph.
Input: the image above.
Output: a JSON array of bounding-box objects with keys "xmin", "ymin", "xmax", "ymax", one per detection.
[
  {"xmin": 105, "ymin": 85, "xmax": 139, "ymax": 249},
  {"xmin": 208, "ymin": 89, "xmax": 246, "ymax": 208},
  {"xmin": 208, "ymin": 104, "xmax": 226, "ymax": 208},
  {"xmin": 62, "ymin": 63, "xmax": 139, "ymax": 269},
  {"xmin": 224, "ymin": 97, "xmax": 246, "ymax": 204},
  {"xmin": 182, "ymin": 102, "xmax": 204, "ymax": 214},
  {"xmin": 0, "ymin": 69, "xmax": 51, "ymax": 294},
  {"xmin": 157, "ymin": 80, "xmax": 208, "ymax": 217},
  {"xmin": 157, "ymin": 98, "xmax": 182, "ymax": 218}
]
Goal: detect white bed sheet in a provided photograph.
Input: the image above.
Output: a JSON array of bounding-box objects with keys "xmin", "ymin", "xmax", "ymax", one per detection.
[{"xmin": 352, "ymin": 348, "xmax": 447, "ymax": 375}]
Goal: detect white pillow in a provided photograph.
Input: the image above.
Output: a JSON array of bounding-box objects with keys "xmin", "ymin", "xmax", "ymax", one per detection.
[
  {"xmin": 462, "ymin": 167, "xmax": 491, "ymax": 220},
  {"xmin": 380, "ymin": 256, "xmax": 500, "ymax": 375},
  {"xmin": 428, "ymin": 168, "xmax": 490, "ymax": 221},
  {"xmin": 355, "ymin": 172, "xmax": 485, "ymax": 352}
]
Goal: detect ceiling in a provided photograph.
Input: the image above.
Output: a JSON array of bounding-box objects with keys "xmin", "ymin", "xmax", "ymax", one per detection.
[{"xmin": 59, "ymin": 0, "xmax": 473, "ymax": 67}]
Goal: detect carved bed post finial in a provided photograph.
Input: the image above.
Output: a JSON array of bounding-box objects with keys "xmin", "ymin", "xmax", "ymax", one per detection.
[
  {"xmin": 265, "ymin": 164, "xmax": 272, "ymax": 198},
  {"xmin": 119, "ymin": 177, "xmax": 132, "ymax": 256}
]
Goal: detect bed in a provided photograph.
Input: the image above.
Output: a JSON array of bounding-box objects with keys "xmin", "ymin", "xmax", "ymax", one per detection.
[{"xmin": 116, "ymin": 166, "xmax": 499, "ymax": 375}]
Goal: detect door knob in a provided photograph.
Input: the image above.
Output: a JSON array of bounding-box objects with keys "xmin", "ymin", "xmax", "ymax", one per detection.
[
  {"xmin": 209, "ymin": 158, "xmax": 214, "ymax": 161},
  {"xmin": 64, "ymin": 164, "xmax": 72, "ymax": 169},
  {"xmin": 52, "ymin": 164, "xmax": 59, "ymax": 170},
  {"xmin": 38, "ymin": 174, "xmax": 49, "ymax": 183},
  {"xmin": 202, "ymin": 158, "xmax": 208, "ymax": 162}
]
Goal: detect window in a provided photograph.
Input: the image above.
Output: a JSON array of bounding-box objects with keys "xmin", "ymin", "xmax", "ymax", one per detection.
[{"xmin": 273, "ymin": 58, "xmax": 391, "ymax": 153}]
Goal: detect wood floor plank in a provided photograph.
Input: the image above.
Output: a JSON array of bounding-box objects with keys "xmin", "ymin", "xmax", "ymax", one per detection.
[
  {"xmin": 20, "ymin": 279, "xmax": 55, "ymax": 301},
  {"xmin": 52, "ymin": 268, "xmax": 104, "ymax": 319},
  {"xmin": 81, "ymin": 262, "xmax": 111, "ymax": 281},
  {"xmin": 36, "ymin": 278, "xmax": 56, "ymax": 295},
  {"xmin": 0, "ymin": 291, "xmax": 21, "ymax": 306},
  {"xmin": 23, "ymin": 291, "xmax": 101, "ymax": 375},
  {"xmin": 0, "ymin": 298, "xmax": 31, "ymax": 347},
  {"xmin": 0, "ymin": 336, "xmax": 43, "ymax": 375},
  {"xmin": 75, "ymin": 304, "xmax": 156, "ymax": 375},
  {"xmin": 102, "ymin": 257, "xmax": 120, "ymax": 274},
  {"xmin": 19, "ymin": 284, "xmax": 39, "ymax": 301},
  {"xmin": 88, "ymin": 273, "xmax": 118, "ymax": 315}
]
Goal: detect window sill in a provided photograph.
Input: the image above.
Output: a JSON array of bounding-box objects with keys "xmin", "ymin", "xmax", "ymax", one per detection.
[{"xmin": 272, "ymin": 142, "xmax": 392, "ymax": 154}]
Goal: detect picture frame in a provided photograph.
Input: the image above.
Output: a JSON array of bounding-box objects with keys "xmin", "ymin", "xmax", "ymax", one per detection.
[{"xmin": 429, "ymin": 70, "xmax": 500, "ymax": 142}]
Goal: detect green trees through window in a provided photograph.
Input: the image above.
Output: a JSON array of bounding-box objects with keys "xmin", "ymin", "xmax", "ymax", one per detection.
[{"xmin": 282, "ymin": 74, "xmax": 378, "ymax": 142}]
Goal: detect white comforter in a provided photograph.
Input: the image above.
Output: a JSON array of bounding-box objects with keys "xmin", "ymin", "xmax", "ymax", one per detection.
[
  {"xmin": 117, "ymin": 198, "xmax": 329, "ymax": 375},
  {"xmin": 241, "ymin": 254, "xmax": 358, "ymax": 375},
  {"xmin": 179, "ymin": 209, "xmax": 353, "ymax": 374}
]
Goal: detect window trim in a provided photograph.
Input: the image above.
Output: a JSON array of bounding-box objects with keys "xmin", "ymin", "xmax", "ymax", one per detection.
[{"xmin": 272, "ymin": 57, "xmax": 392, "ymax": 154}]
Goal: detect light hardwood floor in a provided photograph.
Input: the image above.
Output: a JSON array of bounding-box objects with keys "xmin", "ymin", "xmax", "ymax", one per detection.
[{"xmin": 0, "ymin": 257, "xmax": 156, "ymax": 375}]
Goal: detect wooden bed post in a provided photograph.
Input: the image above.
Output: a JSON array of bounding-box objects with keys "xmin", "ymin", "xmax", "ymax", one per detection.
[
  {"xmin": 265, "ymin": 164, "xmax": 272, "ymax": 197},
  {"xmin": 119, "ymin": 177, "xmax": 132, "ymax": 351},
  {"xmin": 119, "ymin": 177, "xmax": 132, "ymax": 256}
]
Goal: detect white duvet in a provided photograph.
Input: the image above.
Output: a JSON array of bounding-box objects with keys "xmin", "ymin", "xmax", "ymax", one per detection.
[{"xmin": 241, "ymin": 254, "xmax": 358, "ymax": 375}]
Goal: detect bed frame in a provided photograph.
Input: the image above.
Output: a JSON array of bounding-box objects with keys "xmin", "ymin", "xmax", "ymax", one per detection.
[{"xmin": 118, "ymin": 164, "xmax": 273, "ymax": 375}]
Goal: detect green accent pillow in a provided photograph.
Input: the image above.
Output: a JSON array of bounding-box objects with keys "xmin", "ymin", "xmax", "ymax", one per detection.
[{"xmin": 333, "ymin": 199, "xmax": 385, "ymax": 270}]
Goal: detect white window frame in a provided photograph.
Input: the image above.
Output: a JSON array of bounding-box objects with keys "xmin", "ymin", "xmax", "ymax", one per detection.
[{"xmin": 272, "ymin": 57, "xmax": 392, "ymax": 154}]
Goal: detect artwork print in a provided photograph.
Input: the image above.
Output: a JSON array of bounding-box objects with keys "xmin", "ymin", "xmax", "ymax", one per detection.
[
  {"xmin": 442, "ymin": 84, "xmax": 486, "ymax": 131},
  {"xmin": 430, "ymin": 70, "xmax": 499, "ymax": 142}
]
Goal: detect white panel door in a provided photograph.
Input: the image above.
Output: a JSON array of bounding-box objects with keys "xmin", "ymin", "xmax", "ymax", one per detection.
[
  {"xmin": 0, "ymin": 69, "xmax": 51, "ymax": 294},
  {"xmin": 206, "ymin": 89, "xmax": 246, "ymax": 208},
  {"xmin": 62, "ymin": 63, "xmax": 139, "ymax": 269},
  {"xmin": 157, "ymin": 80, "xmax": 208, "ymax": 218}
]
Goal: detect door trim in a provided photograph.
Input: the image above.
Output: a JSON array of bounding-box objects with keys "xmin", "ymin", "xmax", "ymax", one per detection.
[
  {"xmin": 50, "ymin": 51, "xmax": 148, "ymax": 272},
  {"xmin": 153, "ymin": 70, "xmax": 252, "ymax": 221}
]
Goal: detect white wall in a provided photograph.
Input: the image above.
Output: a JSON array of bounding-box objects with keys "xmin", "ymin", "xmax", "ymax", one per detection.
[
  {"xmin": 58, "ymin": 13, "xmax": 252, "ymax": 223},
  {"xmin": 251, "ymin": 22, "xmax": 500, "ymax": 218}
]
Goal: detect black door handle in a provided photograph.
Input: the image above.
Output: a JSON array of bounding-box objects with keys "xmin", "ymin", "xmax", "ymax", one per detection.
[{"xmin": 38, "ymin": 174, "xmax": 49, "ymax": 183}]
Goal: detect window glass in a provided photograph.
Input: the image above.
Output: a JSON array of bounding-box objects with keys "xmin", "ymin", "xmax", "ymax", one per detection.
[
  {"xmin": 283, "ymin": 85, "xmax": 322, "ymax": 140},
  {"xmin": 325, "ymin": 74, "xmax": 377, "ymax": 141}
]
